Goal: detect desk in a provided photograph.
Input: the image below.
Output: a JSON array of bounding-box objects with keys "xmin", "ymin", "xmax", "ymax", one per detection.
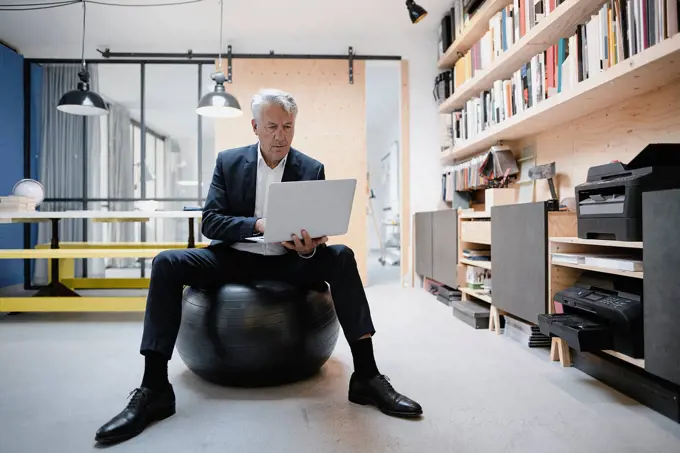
[{"xmin": 0, "ymin": 210, "xmax": 202, "ymax": 297}]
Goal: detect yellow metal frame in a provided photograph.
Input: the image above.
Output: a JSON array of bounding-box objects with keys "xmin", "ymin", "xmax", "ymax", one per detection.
[
  {"xmin": 36, "ymin": 242, "xmax": 207, "ymax": 290},
  {"xmin": 0, "ymin": 297, "xmax": 146, "ymax": 312},
  {"xmin": 61, "ymin": 278, "xmax": 151, "ymax": 289},
  {"xmin": 35, "ymin": 242, "xmax": 208, "ymax": 249},
  {"xmin": 1, "ymin": 249, "xmax": 168, "ymax": 259},
  {"xmin": 0, "ymin": 242, "xmax": 208, "ymax": 312}
]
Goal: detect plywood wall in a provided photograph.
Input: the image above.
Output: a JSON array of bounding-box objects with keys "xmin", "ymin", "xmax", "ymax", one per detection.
[
  {"xmin": 512, "ymin": 82, "xmax": 680, "ymax": 202},
  {"xmin": 213, "ymin": 59, "xmax": 368, "ymax": 283}
]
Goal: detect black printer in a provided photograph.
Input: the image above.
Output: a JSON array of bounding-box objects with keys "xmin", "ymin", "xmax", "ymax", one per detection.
[
  {"xmin": 538, "ymin": 273, "xmax": 643, "ymax": 358},
  {"xmin": 575, "ymin": 143, "xmax": 680, "ymax": 241}
]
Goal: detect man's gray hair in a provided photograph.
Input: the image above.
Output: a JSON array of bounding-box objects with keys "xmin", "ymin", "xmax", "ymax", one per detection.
[{"xmin": 251, "ymin": 89, "xmax": 298, "ymax": 123}]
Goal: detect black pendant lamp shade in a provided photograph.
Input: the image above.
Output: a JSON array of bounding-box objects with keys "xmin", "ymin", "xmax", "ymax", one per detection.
[
  {"xmin": 406, "ymin": 0, "xmax": 428, "ymax": 24},
  {"xmin": 58, "ymin": 0, "xmax": 108, "ymax": 116},
  {"xmin": 197, "ymin": 71, "xmax": 242, "ymax": 118},
  {"xmin": 57, "ymin": 67, "xmax": 108, "ymax": 116},
  {"xmin": 196, "ymin": 0, "xmax": 243, "ymax": 118}
]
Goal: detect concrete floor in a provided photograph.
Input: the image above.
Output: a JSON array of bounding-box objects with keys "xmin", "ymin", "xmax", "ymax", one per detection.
[
  {"xmin": 1, "ymin": 284, "xmax": 679, "ymax": 452},
  {"xmin": 366, "ymin": 250, "xmax": 401, "ymax": 287}
]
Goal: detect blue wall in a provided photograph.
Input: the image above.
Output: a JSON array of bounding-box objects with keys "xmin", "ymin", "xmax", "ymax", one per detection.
[{"xmin": 0, "ymin": 44, "xmax": 25, "ymax": 288}]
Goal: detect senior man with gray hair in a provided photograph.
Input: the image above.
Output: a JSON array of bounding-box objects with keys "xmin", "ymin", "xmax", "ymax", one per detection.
[{"xmin": 95, "ymin": 88, "xmax": 422, "ymax": 444}]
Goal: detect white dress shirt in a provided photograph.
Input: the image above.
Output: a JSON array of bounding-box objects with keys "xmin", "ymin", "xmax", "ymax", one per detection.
[{"xmin": 231, "ymin": 146, "xmax": 288, "ymax": 256}]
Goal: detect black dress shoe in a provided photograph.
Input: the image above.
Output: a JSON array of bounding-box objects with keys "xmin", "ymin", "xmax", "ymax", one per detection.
[
  {"xmin": 348, "ymin": 373, "xmax": 423, "ymax": 418},
  {"xmin": 95, "ymin": 386, "xmax": 176, "ymax": 444}
]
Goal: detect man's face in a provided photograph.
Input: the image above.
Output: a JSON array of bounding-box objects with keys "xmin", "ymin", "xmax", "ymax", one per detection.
[{"xmin": 252, "ymin": 104, "xmax": 295, "ymax": 164}]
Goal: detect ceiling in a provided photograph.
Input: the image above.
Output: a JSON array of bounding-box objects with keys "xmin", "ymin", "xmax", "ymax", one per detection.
[
  {"xmin": 1, "ymin": 0, "xmax": 443, "ymax": 175},
  {"xmin": 0, "ymin": 0, "xmax": 450, "ymax": 58}
]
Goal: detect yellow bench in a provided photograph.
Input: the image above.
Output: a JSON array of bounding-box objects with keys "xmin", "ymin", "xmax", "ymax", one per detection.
[
  {"xmin": 0, "ymin": 249, "xmax": 172, "ymax": 259},
  {"xmin": 34, "ymin": 242, "xmax": 210, "ymax": 250},
  {"xmin": 0, "ymin": 246, "xmax": 207, "ymax": 313},
  {"xmin": 32, "ymin": 242, "xmax": 210, "ymax": 290}
]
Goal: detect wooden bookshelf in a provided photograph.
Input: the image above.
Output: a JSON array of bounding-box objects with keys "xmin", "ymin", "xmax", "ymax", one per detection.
[
  {"xmin": 549, "ymin": 237, "xmax": 643, "ymax": 249},
  {"xmin": 438, "ymin": 0, "xmax": 513, "ymax": 69},
  {"xmin": 441, "ymin": 33, "xmax": 680, "ymax": 163},
  {"xmin": 551, "ymin": 260, "xmax": 643, "ymax": 279},
  {"xmin": 439, "ymin": 0, "xmax": 607, "ymax": 113},
  {"xmin": 460, "ymin": 258, "xmax": 492, "ymax": 270},
  {"xmin": 459, "ymin": 286, "xmax": 492, "ymax": 303}
]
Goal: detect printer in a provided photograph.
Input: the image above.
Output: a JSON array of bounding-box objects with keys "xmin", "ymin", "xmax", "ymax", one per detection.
[
  {"xmin": 538, "ymin": 273, "xmax": 643, "ymax": 358},
  {"xmin": 575, "ymin": 143, "xmax": 680, "ymax": 241}
]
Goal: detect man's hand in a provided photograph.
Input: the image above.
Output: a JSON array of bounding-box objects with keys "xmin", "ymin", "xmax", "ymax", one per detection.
[
  {"xmin": 281, "ymin": 230, "xmax": 328, "ymax": 256},
  {"xmin": 254, "ymin": 218, "xmax": 266, "ymax": 235}
]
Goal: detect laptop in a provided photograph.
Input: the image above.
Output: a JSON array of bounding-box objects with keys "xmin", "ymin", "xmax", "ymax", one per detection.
[{"xmin": 245, "ymin": 179, "xmax": 357, "ymax": 243}]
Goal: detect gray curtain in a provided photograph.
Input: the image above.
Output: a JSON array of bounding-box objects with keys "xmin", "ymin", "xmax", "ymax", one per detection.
[
  {"xmin": 162, "ymin": 138, "xmax": 181, "ymax": 242},
  {"xmin": 107, "ymin": 103, "xmax": 135, "ymax": 268},
  {"xmin": 35, "ymin": 64, "xmax": 102, "ymax": 284}
]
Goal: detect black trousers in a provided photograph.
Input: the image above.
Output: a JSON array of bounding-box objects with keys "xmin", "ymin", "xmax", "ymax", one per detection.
[{"xmin": 140, "ymin": 244, "xmax": 376, "ymax": 359}]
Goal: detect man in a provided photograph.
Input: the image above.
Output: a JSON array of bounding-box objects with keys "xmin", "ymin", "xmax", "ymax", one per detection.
[{"xmin": 95, "ymin": 89, "xmax": 422, "ymax": 444}]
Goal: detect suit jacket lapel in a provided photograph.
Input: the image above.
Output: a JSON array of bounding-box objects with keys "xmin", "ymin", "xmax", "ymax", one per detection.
[
  {"xmin": 243, "ymin": 144, "xmax": 258, "ymax": 215},
  {"xmin": 282, "ymin": 148, "xmax": 300, "ymax": 182}
]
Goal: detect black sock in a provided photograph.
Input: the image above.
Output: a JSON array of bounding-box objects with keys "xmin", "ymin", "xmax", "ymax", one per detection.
[
  {"xmin": 141, "ymin": 352, "xmax": 170, "ymax": 391},
  {"xmin": 350, "ymin": 337, "xmax": 380, "ymax": 379}
]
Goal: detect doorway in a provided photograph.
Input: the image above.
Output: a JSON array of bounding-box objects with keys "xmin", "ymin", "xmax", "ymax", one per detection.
[{"xmin": 365, "ymin": 61, "xmax": 402, "ymax": 287}]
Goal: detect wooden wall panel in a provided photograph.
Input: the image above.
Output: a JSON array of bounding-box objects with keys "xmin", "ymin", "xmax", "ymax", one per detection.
[
  {"xmin": 213, "ymin": 59, "xmax": 368, "ymax": 283},
  {"xmin": 513, "ymin": 82, "xmax": 680, "ymax": 202},
  {"xmin": 400, "ymin": 60, "xmax": 411, "ymax": 285}
]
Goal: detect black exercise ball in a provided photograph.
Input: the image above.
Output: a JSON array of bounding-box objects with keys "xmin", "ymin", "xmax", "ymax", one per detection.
[{"xmin": 176, "ymin": 280, "xmax": 340, "ymax": 387}]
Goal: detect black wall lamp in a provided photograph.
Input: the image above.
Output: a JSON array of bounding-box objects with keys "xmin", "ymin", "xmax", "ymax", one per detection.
[
  {"xmin": 57, "ymin": 0, "xmax": 108, "ymax": 116},
  {"xmin": 406, "ymin": 0, "xmax": 428, "ymax": 24}
]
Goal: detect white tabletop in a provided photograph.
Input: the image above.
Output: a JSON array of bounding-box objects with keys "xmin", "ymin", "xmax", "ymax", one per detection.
[{"xmin": 0, "ymin": 210, "xmax": 203, "ymax": 223}]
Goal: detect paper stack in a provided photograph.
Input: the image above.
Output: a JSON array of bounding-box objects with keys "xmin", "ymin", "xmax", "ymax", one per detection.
[{"xmin": 0, "ymin": 196, "xmax": 37, "ymax": 212}]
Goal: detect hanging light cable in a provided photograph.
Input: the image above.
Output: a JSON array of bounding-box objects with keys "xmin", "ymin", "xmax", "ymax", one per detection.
[
  {"xmin": 196, "ymin": 0, "xmax": 242, "ymax": 118},
  {"xmin": 57, "ymin": 0, "xmax": 109, "ymax": 116}
]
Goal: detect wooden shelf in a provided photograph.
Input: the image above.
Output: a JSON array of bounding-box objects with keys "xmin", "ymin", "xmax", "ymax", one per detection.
[
  {"xmin": 438, "ymin": 0, "xmax": 513, "ymax": 69},
  {"xmin": 549, "ymin": 237, "xmax": 643, "ymax": 249},
  {"xmin": 439, "ymin": 0, "xmax": 607, "ymax": 113},
  {"xmin": 551, "ymin": 260, "xmax": 643, "ymax": 279},
  {"xmin": 460, "ymin": 286, "xmax": 492, "ymax": 303},
  {"xmin": 603, "ymin": 350, "xmax": 645, "ymax": 368},
  {"xmin": 441, "ymin": 33, "xmax": 680, "ymax": 163},
  {"xmin": 459, "ymin": 210, "xmax": 491, "ymax": 219},
  {"xmin": 460, "ymin": 258, "xmax": 492, "ymax": 269}
]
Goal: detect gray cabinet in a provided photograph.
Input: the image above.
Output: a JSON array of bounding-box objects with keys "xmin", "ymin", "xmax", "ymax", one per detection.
[
  {"xmin": 414, "ymin": 212, "xmax": 433, "ymax": 278},
  {"xmin": 432, "ymin": 210, "xmax": 458, "ymax": 287},
  {"xmin": 415, "ymin": 210, "xmax": 458, "ymax": 287},
  {"xmin": 491, "ymin": 202, "xmax": 548, "ymax": 324},
  {"xmin": 643, "ymin": 189, "xmax": 680, "ymax": 386}
]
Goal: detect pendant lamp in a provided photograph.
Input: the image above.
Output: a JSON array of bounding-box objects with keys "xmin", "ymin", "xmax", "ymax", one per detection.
[
  {"xmin": 406, "ymin": 0, "xmax": 428, "ymax": 24},
  {"xmin": 57, "ymin": 0, "xmax": 108, "ymax": 116},
  {"xmin": 197, "ymin": 0, "xmax": 242, "ymax": 118}
]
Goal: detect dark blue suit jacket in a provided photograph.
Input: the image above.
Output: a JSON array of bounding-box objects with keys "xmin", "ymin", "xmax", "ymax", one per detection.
[{"xmin": 201, "ymin": 143, "xmax": 325, "ymax": 248}]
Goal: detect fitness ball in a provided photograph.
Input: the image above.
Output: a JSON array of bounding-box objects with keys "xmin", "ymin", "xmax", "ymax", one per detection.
[{"xmin": 176, "ymin": 280, "xmax": 340, "ymax": 387}]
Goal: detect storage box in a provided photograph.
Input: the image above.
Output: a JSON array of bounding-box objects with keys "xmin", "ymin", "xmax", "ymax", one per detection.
[
  {"xmin": 451, "ymin": 298, "xmax": 490, "ymax": 329},
  {"xmin": 485, "ymin": 188, "xmax": 516, "ymax": 209},
  {"xmin": 460, "ymin": 220, "xmax": 491, "ymax": 244}
]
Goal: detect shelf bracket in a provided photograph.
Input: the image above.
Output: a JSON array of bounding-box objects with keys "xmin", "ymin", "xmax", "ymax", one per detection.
[{"xmin": 348, "ymin": 46, "xmax": 354, "ymax": 84}]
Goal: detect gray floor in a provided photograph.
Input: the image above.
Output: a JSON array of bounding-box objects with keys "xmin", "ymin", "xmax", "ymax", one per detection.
[
  {"xmin": 1, "ymin": 284, "xmax": 679, "ymax": 452},
  {"xmin": 367, "ymin": 250, "xmax": 401, "ymax": 287}
]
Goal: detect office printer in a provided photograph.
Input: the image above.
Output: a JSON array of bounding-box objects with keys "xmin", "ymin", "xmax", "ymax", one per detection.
[
  {"xmin": 575, "ymin": 143, "xmax": 680, "ymax": 241},
  {"xmin": 538, "ymin": 272, "xmax": 643, "ymax": 358}
]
